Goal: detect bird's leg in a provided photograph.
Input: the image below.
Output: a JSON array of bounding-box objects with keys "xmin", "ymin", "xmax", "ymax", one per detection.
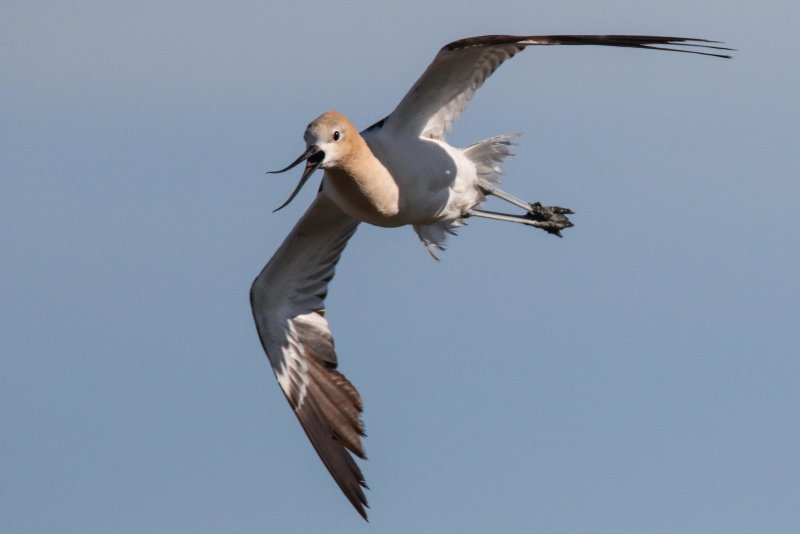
[
  {"xmin": 475, "ymin": 181, "xmax": 574, "ymax": 237},
  {"xmin": 479, "ymin": 181, "xmax": 535, "ymax": 212},
  {"xmin": 467, "ymin": 208, "xmax": 574, "ymax": 237}
]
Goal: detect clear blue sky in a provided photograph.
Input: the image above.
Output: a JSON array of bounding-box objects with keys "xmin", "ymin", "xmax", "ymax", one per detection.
[{"xmin": 3, "ymin": 1, "xmax": 798, "ymax": 532}]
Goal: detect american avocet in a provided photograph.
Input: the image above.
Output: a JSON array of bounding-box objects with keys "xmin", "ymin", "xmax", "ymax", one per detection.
[{"xmin": 251, "ymin": 35, "xmax": 731, "ymax": 519}]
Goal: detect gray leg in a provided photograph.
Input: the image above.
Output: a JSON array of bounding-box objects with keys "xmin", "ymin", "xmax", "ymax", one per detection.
[
  {"xmin": 478, "ymin": 181, "xmax": 534, "ymax": 212},
  {"xmin": 475, "ymin": 180, "xmax": 575, "ymax": 237},
  {"xmin": 467, "ymin": 208, "xmax": 574, "ymax": 237}
]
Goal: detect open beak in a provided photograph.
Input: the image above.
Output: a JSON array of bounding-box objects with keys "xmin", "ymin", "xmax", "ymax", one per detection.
[{"xmin": 268, "ymin": 145, "xmax": 325, "ymax": 212}]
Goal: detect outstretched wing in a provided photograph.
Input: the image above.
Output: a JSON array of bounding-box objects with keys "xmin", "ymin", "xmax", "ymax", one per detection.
[
  {"xmin": 381, "ymin": 34, "xmax": 732, "ymax": 140},
  {"xmin": 250, "ymin": 192, "xmax": 367, "ymax": 518}
]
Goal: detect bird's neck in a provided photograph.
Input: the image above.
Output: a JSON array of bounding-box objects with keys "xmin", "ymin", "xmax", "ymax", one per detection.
[{"xmin": 324, "ymin": 137, "xmax": 401, "ymax": 226}]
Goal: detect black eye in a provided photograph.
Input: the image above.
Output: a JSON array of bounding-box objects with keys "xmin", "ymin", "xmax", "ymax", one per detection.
[{"xmin": 333, "ymin": 130, "xmax": 341, "ymax": 141}]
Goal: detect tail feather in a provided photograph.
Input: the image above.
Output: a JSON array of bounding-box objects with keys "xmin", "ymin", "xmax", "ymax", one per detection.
[{"xmin": 463, "ymin": 133, "xmax": 520, "ymax": 184}]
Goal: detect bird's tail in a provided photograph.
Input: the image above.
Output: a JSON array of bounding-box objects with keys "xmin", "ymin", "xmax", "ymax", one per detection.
[
  {"xmin": 413, "ymin": 133, "xmax": 521, "ymax": 258},
  {"xmin": 463, "ymin": 133, "xmax": 520, "ymax": 184}
]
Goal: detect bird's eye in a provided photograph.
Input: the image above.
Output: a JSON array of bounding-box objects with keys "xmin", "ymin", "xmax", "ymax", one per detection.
[{"xmin": 333, "ymin": 130, "xmax": 341, "ymax": 141}]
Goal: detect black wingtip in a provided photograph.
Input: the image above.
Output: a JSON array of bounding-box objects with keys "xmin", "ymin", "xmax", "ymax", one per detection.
[
  {"xmin": 358, "ymin": 503, "xmax": 370, "ymax": 521},
  {"xmin": 443, "ymin": 34, "xmax": 734, "ymax": 59},
  {"xmin": 558, "ymin": 35, "xmax": 735, "ymax": 59}
]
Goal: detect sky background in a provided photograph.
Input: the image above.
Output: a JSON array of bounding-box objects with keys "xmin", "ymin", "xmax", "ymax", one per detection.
[{"xmin": 3, "ymin": 1, "xmax": 799, "ymax": 532}]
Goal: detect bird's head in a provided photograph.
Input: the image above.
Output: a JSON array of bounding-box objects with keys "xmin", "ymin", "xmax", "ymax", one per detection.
[{"xmin": 270, "ymin": 111, "xmax": 357, "ymax": 212}]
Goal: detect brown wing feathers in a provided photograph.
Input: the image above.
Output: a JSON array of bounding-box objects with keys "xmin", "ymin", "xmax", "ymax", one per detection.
[
  {"xmin": 281, "ymin": 311, "xmax": 368, "ymax": 517},
  {"xmin": 295, "ymin": 348, "xmax": 369, "ymax": 518}
]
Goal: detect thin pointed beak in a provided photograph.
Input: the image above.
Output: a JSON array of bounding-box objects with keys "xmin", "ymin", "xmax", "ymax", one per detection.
[{"xmin": 268, "ymin": 145, "xmax": 324, "ymax": 212}]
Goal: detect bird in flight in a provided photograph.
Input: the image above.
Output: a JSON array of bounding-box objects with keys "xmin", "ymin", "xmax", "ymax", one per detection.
[{"xmin": 251, "ymin": 34, "xmax": 731, "ymax": 519}]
